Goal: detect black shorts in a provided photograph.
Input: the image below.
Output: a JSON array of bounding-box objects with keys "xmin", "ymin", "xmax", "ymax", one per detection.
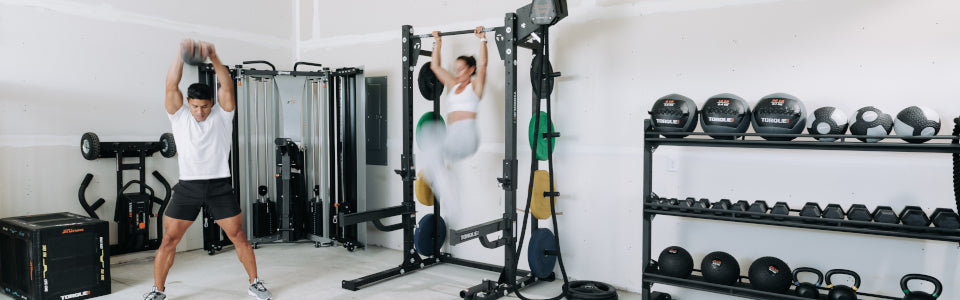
[{"xmin": 165, "ymin": 178, "xmax": 241, "ymax": 221}]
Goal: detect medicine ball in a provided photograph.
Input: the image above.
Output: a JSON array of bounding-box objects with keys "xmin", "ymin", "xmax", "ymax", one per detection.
[
  {"xmin": 751, "ymin": 93, "xmax": 806, "ymax": 141},
  {"xmin": 180, "ymin": 39, "xmax": 206, "ymax": 66},
  {"xmin": 649, "ymin": 94, "xmax": 698, "ymax": 138},
  {"xmin": 748, "ymin": 256, "xmax": 792, "ymax": 293},
  {"xmin": 849, "ymin": 106, "xmax": 893, "ymax": 143},
  {"xmin": 700, "ymin": 251, "xmax": 740, "ymax": 285},
  {"xmin": 807, "ymin": 106, "xmax": 849, "ymax": 142},
  {"xmin": 894, "ymin": 106, "xmax": 941, "ymax": 143},
  {"xmin": 657, "ymin": 246, "xmax": 693, "ymax": 278},
  {"xmin": 700, "ymin": 93, "xmax": 751, "ymax": 140}
]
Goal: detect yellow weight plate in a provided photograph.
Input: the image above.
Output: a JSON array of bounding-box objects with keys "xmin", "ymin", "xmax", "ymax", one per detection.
[
  {"xmin": 415, "ymin": 171, "xmax": 434, "ymax": 206},
  {"xmin": 531, "ymin": 170, "xmax": 558, "ymax": 219}
]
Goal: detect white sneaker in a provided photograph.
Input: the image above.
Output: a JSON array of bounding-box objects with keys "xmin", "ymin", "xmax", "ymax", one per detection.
[{"xmin": 248, "ymin": 278, "xmax": 273, "ymax": 300}]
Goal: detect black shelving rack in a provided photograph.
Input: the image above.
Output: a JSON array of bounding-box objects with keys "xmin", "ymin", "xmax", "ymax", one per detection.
[{"xmin": 640, "ymin": 119, "xmax": 960, "ymax": 300}]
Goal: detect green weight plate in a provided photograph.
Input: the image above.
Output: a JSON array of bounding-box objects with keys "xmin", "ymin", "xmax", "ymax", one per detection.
[
  {"xmin": 416, "ymin": 112, "xmax": 445, "ymax": 150},
  {"xmin": 528, "ymin": 111, "xmax": 556, "ymax": 161}
]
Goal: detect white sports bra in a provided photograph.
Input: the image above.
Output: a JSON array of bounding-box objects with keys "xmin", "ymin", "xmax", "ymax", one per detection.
[{"xmin": 447, "ymin": 82, "xmax": 479, "ymax": 113}]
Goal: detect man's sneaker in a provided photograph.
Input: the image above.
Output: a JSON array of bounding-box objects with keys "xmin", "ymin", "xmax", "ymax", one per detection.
[
  {"xmin": 143, "ymin": 287, "xmax": 166, "ymax": 300},
  {"xmin": 248, "ymin": 278, "xmax": 273, "ymax": 300}
]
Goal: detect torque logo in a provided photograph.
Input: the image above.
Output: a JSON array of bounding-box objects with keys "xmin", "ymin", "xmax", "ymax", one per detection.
[
  {"xmin": 655, "ymin": 119, "xmax": 680, "ymax": 125},
  {"xmin": 62, "ymin": 228, "xmax": 84, "ymax": 234},
  {"xmin": 60, "ymin": 291, "xmax": 90, "ymax": 300},
  {"xmin": 708, "ymin": 117, "xmax": 734, "ymax": 123},
  {"xmin": 461, "ymin": 231, "xmax": 479, "ymax": 240},
  {"xmin": 760, "ymin": 118, "xmax": 790, "ymax": 124},
  {"xmin": 770, "ymin": 99, "xmax": 785, "ymax": 106}
]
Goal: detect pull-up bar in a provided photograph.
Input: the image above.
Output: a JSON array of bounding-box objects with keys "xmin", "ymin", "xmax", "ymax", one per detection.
[{"xmin": 414, "ymin": 27, "xmax": 498, "ymax": 39}]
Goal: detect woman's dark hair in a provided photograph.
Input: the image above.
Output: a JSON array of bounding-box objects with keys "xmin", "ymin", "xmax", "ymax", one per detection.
[
  {"xmin": 187, "ymin": 83, "xmax": 213, "ymax": 100},
  {"xmin": 457, "ymin": 55, "xmax": 477, "ymax": 75}
]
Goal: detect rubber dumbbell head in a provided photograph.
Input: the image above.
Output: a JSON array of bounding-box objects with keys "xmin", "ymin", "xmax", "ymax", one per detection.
[
  {"xmin": 900, "ymin": 206, "xmax": 931, "ymax": 227},
  {"xmin": 712, "ymin": 199, "xmax": 732, "ymax": 215},
  {"xmin": 931, "ymin": 208, "xmax": 960, "ymax": 229},
  {"xmin": 847, "ymin": 204, "xmax": 872, "ymax": 222},
  {"xmin": 731, "ymin": 200, "xmax": 750, "ymax": 217},
  {"xmin": 692, "ymin": 198, "xmax": 711, "ymax": 213},
  {"xmin": 771, "ymin": 202, "xmax": 790, "ymax": 220},
  {"xmin": 749, "ymin": 200, "xmax": 769, "ymax": 219},
  {"xmin": 677, "ymin": 197, "xmax": 696, "ymax": 212},
  {"xmin": 800, "ymin": 202, "xmax": 823, "ymax": 222},
  {"xmin": 822, "ymin": 204, "xmax": 846, "ymax": 220},
  {"xmin": 872, "ymin": 206, "xmax": 900, "ymax": 224}
]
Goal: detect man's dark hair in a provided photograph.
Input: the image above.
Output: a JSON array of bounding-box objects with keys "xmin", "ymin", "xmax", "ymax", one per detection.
[
  {"xmin": 457, "ymin": 55, "xmax": 477, "ymax": 75},
  {"xmin": 187, "ymin": 83, "xmax": 213, "ymax": 100}
]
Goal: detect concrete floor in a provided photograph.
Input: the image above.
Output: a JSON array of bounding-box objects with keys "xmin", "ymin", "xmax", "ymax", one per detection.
[{"xmin": 1, "ymin": 243, "xmax": 643, "ymax": 300}]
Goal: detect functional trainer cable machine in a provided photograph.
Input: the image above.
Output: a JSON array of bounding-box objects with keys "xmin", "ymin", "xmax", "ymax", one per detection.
[
  {"xmin": 338, "ymin": 1, "xmax": 568, "ymax": 298},
  {"xmin": 233, "ymin": 61, "xmax": 367, "ymax": 251}
]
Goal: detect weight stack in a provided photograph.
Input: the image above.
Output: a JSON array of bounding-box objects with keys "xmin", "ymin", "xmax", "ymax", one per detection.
[
  {"xmin": 252, "ymin": 200, "xmax": 275, "ymax": 238},
  {"xmin": 308, "ymin": 199, "xmax": 323, "ymax": 236},
  {"xmin": 0, "ymin": 212, "xmax": 110, "ymax": 300}
]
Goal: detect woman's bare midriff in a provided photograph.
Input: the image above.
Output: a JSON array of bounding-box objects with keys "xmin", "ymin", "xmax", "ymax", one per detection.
[{"xmin": 448, "ymin": 111, "xmax": 477, "ymax": 123}]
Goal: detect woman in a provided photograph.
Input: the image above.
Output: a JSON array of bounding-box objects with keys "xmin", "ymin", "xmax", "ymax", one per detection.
[{"xmin": 420, "ymin": 26, "xmax": 488, "ymax": 203}]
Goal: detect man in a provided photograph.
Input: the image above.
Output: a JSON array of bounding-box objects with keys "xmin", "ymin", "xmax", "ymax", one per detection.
[{"xmin": 144, "ymin": 40, "xmax": 273, "ymax": 300}]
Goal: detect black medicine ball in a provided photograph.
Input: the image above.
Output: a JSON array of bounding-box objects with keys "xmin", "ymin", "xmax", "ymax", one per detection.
[
  {"xmin": 748, "ymin": 256, "xmax": 792, "ymax": 293},
  {"xmin": 751, "ymin": 93, "xmax": 806, "ymax": 141},
  {"xmin": 893, "ymin": 106, "xmax": 941, "ymax": 143},
  {"xmin": 649, "ymin": 94, "xmax": 699, "ymax": 138},
  {"xmin": 849, "ymin": 106, "xmax": 893, "ymax": 143},
  {"xmin": 657, "ymin": 246, "xmax": 693, "ymax": 278},
  {"xmin": 700, "ymin": 93, "xmax": 751, "ymax": 140},
  {"xmin": 700, "ymin": 251, "xmax": 740, "ymax": 285},
  {"xmin": 807, "ymin": 106, "xmax": 849, "ymax": 142}
]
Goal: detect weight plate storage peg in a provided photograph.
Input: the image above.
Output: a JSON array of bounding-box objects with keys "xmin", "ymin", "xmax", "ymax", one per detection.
[
  {"xmin": 528, "ymin": 111, "xmax": 557, "ymax": 161},
  {"xmin": 528, "ymin": 228, "xmax": 558, "ymax": 279}
]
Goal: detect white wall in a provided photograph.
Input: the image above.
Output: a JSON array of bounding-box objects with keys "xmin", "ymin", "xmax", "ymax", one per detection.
[
  {"xmin": 299, "ymin": 0, "xmax": 960, "ymax": 297},
  {"xmin": 0, "ymin": 0, "xmax": 294, "ymax": 251}
]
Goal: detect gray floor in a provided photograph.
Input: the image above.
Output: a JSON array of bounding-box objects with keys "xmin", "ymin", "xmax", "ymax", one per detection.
[{"xmin": 1, "ymin": 243, "xmax": 641, "ymax": 300}]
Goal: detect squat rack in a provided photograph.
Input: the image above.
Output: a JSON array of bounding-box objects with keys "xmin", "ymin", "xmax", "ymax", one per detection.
[{"xmin": 338, "ymin": 1, "xmax": 567, "ymax": 298}]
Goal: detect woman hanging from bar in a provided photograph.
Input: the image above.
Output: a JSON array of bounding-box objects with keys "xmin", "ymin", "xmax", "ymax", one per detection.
[{"xmin": 419, "ymin": 26, "xmax": 488, "ymax": 205}]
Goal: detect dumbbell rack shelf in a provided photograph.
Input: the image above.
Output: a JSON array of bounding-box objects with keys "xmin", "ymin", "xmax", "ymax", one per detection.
[{"xmin": 640, "ymin": 119, "xmax": 960, "ymax": 300}]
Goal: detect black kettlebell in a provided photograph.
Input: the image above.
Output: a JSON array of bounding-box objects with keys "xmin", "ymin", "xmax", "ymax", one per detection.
[
  {"xmin": 793, "ymin": 267, "xmax": 823, "ymax": 299},
  {"xmin": 826, "ymin": 269, "xmax": 861, "ymax": 300},
  {"xmin": 901, "ymin": 274, "xmax": 942, "ymax": 300}
]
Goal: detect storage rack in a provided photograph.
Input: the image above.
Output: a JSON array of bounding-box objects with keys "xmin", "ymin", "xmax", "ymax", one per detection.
[{"xmin": 641, "ymin": 119, "xmax": 960, "ymax": 300}]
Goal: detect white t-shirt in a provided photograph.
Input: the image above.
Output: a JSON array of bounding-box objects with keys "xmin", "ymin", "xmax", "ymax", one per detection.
[{"xmin": 167, "ymin": 104, "xmax": 234, "ymax": 180}]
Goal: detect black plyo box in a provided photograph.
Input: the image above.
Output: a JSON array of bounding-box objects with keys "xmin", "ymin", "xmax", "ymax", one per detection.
[{"xmin": 0, "ymin": 212, "xmax": 110, "ymax": 300}]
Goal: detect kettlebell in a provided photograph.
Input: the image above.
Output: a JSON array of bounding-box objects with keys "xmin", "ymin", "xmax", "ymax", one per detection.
[
  {"xmin": 793, "ymin": 267, "xmax": 823, "ymax": 299},
  {"xmin": 901, "ymin": 274, "xmax": 942, "ymax": 300},
  {"xmin": 825, "ymin": 269, "xmax": 861, "ymax": 300}
]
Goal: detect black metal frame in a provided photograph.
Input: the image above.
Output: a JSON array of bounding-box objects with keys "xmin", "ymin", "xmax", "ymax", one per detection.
[
  {"xmin": 77, "ymin": 140, "xmax": 172, "ymax": 255},
  {"xmin": 641, "ymin": 119, "xmax": 960, "ymax": 299},
  {"xmin": 339, "ymin": 4, "xmax": 563, "ymax": 298}
]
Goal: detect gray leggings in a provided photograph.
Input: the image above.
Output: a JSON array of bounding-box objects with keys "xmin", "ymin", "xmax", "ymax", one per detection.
[{"xmin": 420, "ymin": 118, "xmax": 480, "ymax": 163}]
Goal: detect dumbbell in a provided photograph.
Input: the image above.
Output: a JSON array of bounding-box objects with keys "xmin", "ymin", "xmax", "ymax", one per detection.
[
  {"xmin": 771, "ymin": 202, "xmax": 790, "ymax": 220},
  {"xmin": 692, "ymin": 198, "xmax": 711, "ymax": 213},
  {"xmin": 872, "ymin": 206, "xmax": 900, "ymax": 224},
  {"xmin": 932, "ymin": 208, "xmax": 960, "ymax": 229},
  {"xmin": 847, "ymin": 204, "xmax": 872, "ymax": 222},
  {"xmin": 821, "ymin": 204, "xmax": 846, "ymax": 220},
  {"xmin": 677, "ymin": 197, "xmax": 696, "ymax": 212},
  {"xmin": 749, "ymin": 200, "xmax": 769, "ymax": 219},
  {"xmin": 658, "ymin": 197, "xmax": 679, "ymax": 210},
  {"xmin": 712, "ymin": 199, "xmax": 732, "ymax": 215},
  {"xmin": 900, "ymin": 206, "xmax": 931, "ymax": 227},
  {"xmin": 800, "ymin": 202, "xmax": 822, "ymax": 222},
  {"xmin": 731, "ymin": 200, "xmax": 750, "ymax": 217}
]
